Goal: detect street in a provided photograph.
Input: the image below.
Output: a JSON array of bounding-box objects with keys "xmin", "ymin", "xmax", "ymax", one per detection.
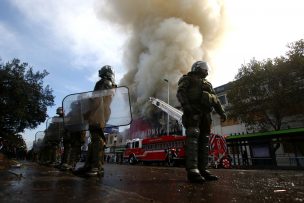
[{"xmin": 1, "ymin": 161, "xmax": 304, "ymax": 203}]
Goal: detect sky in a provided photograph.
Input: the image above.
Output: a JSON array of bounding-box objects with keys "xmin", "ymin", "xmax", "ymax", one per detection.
[{"xmin": 0, "ymin": 0, "xmax": 303, "ymax": 149}]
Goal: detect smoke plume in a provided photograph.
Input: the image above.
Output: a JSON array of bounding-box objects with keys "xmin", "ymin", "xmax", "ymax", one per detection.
[{"xmin": 95, "ymin": 0, "xmax": 227, "ymax": 118}]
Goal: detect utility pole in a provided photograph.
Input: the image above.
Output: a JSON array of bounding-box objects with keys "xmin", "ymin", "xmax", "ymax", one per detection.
[{"xmin": 164, "ymin": 79, "xmax": 169, "ymax": 136}]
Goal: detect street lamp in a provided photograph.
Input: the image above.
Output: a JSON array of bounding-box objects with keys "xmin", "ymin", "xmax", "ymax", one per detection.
[
  {"xmin": 113, "ymin": 135, "xmax": 117, "ymax": 163},
  {"xmin": 164, "ymin": 79, "xmax": 169, "ymax": 136}
]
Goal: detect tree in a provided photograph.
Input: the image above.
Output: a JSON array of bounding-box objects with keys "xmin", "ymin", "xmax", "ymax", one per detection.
[
  {"xmin": 0, "ymin": 58, "xmax": 55, "ymax": 136},
  {"xmin": 227, "ymin": 39, "xmax": 304, "ymax": 131},
  {"xmin": 1, "ymin": 133, "xmax": 27, "ymax": 159}
]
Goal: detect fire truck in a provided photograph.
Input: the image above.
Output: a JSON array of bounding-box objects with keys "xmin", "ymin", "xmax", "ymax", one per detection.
[
  {"xmin": 124, "ymin": 136, "xmax": 186, "ymax": 166},
  {"xmin": 123, "ymin": 97, "xmax": 231, "ymax": 168},
  {"xmin": 208, "ymin": 133, "xmax": 231, "ymax": 169}
]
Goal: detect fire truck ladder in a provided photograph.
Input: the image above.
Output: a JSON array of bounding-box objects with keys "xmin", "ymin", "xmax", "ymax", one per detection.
[{"xmin": 149, "ymin": 97, "xmax": 183, "ymax": 126}]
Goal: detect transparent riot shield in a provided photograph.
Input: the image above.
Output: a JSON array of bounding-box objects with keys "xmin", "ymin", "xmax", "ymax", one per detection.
[
  {"xmin": 34, "ymin": 131, "xmax": 45, "ymax": 153},
  {"xmin": 45, "ymin": 117, "xmax": 64, "ymax": 144},
  {"xmin": 62, "ymin": 86, "xmax": 132, "ymax": 132}
]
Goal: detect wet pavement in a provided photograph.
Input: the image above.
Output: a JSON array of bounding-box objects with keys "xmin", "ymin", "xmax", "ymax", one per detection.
[{"xmin": 0, "ymin": 161, "xmax": 304, "ymax": 203}]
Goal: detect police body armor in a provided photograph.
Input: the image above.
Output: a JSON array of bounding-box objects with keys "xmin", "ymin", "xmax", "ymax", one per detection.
[{"xmin": 177, "ymin": 72, "xmax": 224, "ymax": 182}]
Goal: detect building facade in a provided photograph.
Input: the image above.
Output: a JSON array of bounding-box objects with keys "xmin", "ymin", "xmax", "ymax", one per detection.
[{"xmin": 212, "ymin": 83, "xmax": 304, "ymax": 169}]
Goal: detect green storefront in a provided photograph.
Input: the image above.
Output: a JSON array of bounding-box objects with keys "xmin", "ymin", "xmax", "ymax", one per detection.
[{"xmin": 226, "ymin": 128, "xmax": 304, "ymax": 169}]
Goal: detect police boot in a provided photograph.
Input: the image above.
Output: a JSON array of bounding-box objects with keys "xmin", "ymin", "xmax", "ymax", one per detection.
[
  {"xmin": 187, "ymin": 169, "xmax": 205, "ymax": 183},
  {"xmin": 73, "ymin": 165, "xmax": 90, "ymax": 176},
  {"xmin": 61, "ymin": 143, "xmax": 71, "ymax": 169},
  {"xmin": 86, "ymin": 167, "xmax": 98, "ymax": 176},
  {"xmin": 200, "ymin": 170, "xmax": 218, "ymax": 181},
  {"xmin": 75, "ymin": 141, "xmax": 92, "ymax": 176},
  {"xmin": 185, "ymin": 128, "xmax": 205, "ymax": 183},
  {"xmin": 198, "ymin": 135, "xmax": 218, "ymax": 181},
  {"xmin": 85, "ymin": 132, "xmax": 102, "ymax": 177},
  {"xmin": 60, "ymin": 163, "xmax": 73, "ymax": 171}
]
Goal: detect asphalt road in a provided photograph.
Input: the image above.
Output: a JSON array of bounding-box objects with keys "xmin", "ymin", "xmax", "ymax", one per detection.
[{"xmin": 1, "ymin": 161, "xmax": 304, "ymax": 203}]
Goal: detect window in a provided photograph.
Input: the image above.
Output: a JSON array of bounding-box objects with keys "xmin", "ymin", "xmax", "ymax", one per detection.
[{"xmin": 218, "ymin": 95, "xmax": 227, "ymax": 105}]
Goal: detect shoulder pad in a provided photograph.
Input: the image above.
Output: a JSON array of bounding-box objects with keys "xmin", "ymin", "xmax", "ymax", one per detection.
[
  {"xmin": 94, "ymin": 79, "xmax": 113, "ymax": 90},
  {"xmin": 103, "ymin": 80, "xmax": 113, "ymax": 88},
  {"xmin": 202, "ymin": 79, "xmax": 213, "ymax": 88},
  {"xmin": 178, "ymin": 75, "xmax": 190, "ymax": 85},
  {"xmin": 202, "ymin": 79, "xmax": 215, "ymax": 94},
  {"xmin": 202, "ymin": 79, "xmax": 211, "ymax": 85}
]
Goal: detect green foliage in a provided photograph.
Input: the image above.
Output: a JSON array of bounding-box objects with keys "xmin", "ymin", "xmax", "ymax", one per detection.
[
  {"xmin": 0, "ymin": 58, "xmax": 55, "ymax": 136},
  {"xmin": 227, "ymin": 39, "xmax": 304, "ymax": 131},
  {"xmin": 1, "ymin": 133, "xmax": 27, "ymax": 151}
]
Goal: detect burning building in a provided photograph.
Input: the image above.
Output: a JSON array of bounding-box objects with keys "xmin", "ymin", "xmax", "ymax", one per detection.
[{"xmin": 95, "ymin": 0, "xmax": 228, "ymax": 139}]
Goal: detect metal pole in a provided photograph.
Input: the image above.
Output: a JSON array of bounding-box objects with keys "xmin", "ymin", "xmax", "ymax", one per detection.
[
  {"xmin": 114, "ymin": 135, "xmax": 117, "ymax": 163},
  {"xmin": 164, "ymin": 79, "xmax": 169, "ymax": 136}
]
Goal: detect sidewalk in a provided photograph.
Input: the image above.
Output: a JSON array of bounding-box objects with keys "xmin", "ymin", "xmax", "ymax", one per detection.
[{"xmin": 1, "ymin": 161, "xmax": 304, "ymax": 203}]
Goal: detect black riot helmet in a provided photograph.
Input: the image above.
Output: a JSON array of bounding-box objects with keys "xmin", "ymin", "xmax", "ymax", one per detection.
[
  {"xmin": 99, "ymin": 65, "xmax": 115, "ymax": 82},
  {"xmin": 56, "ymin": 107, "xmax": 63, "ymax": 117},
  {"xmin": 191, "ymin": 61, "xmax": 210, "ymax": 78}
]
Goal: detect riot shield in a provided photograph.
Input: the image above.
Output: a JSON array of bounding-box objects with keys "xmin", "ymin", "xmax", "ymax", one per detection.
[
  {"xmin": 34, "ymin": 131, "xmax": 45, "ymax": 153},
  {"xmin": 62, "ymin": 86, "xmax": 132, "ymax": 132},
  {"xmin": 45, "ymin": 117, "xmax": 64, "ymax": 144}
]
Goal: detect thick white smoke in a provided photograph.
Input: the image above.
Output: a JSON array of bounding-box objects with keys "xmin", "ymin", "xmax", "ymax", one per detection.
[{"xmin": 95, "ymin": 0, "xmax": 227, "ymax": 118}]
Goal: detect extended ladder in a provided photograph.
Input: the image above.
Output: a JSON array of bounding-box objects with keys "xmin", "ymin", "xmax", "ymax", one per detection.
[{"xmin": 149, "ymin": 97, "xmax": 183, "ymax": 125}]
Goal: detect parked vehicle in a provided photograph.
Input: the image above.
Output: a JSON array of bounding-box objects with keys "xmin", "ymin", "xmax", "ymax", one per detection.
[{"xmin": 123, "ymin": 135, "xmax": 185, "ymax": 166}]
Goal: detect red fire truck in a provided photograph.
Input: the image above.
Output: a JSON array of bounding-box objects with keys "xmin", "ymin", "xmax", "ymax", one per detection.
[
  {"xmin": 208, "ymin": 134, "xmax": 231, "ymax": 169},
  {"xmin": 123, "ymin": 97, "xmax": 231, "ymax": 168},
  {"xmin": 123, "ymin": 133, "xmax": 231, "ymax": 168},
  {"xmin": 123, "ymin": 135, "xmax": 186, "ymax": 166}
]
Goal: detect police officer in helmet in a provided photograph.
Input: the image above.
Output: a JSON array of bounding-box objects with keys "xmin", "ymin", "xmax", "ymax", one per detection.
[
  {"xmin": 177, "ymin": 61, "xmax": 227, "ymax": 183},
  {"xmin": 44, "ymin": 107, "xmax": 64, "ymax": 166},
  {"xmin": 96, "ymin": 65, "xmax": 116, "ymax": 89},
  {"xmin": 56, "ymin": 107, "xmax": 63, "ymax": 117},
  {"xmin": 78, "ymin": 65, "xmax": 117, "ymax": 176}
]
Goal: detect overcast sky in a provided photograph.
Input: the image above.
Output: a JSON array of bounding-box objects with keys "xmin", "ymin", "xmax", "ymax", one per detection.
[{"xmin": 0, "ymin": 0, "xmax": 303, "ymax": 148}]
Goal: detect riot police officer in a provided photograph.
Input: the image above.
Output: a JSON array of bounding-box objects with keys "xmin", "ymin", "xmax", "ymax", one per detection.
[
  {"xmin": 39, "ymin": 107, "xmax": 63, "ymax": 166},
  {"xmin": 49, "ymin": 107, "xmax": 64, "ymax": 166},
  {"xmin": 77, "ymin": 65, "xmax": 117, "ymax": 176},
  {"xmin": 57, "ymin": 106, "xmax": 73, "ymax": 171},
  {"xmin": 177, "ymin": 61, "xmax": 227, "ymax": 183},
  {"xmin": 60, "ymin": 102, "xmax": 86, "ymax": 171}
]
